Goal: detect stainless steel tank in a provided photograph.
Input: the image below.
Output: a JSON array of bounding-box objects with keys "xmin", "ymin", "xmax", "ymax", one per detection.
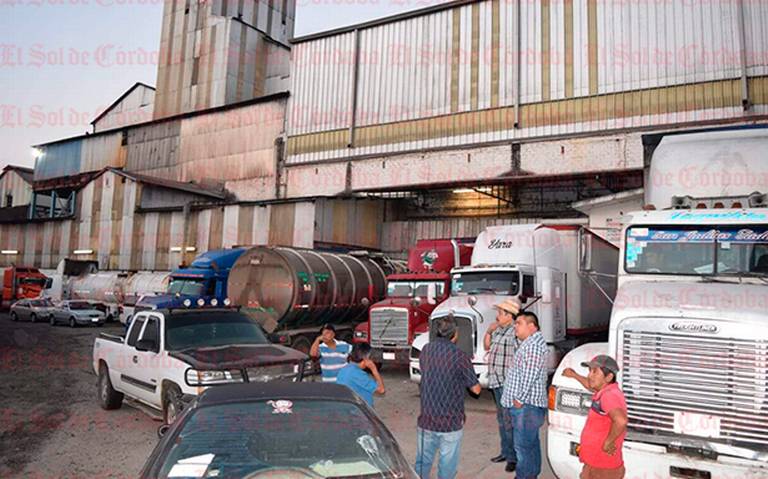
[
  {"xmin": 228, "ymin": 247, "xmax": 389, "ymax": 332},
  {"xmin": 69, "ymin": 271, "xmax": 170, "ymax": 305}
]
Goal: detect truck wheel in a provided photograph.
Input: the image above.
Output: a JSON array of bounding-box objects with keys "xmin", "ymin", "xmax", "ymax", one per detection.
[
  {"xmin": 98, "ymin": 365, "xmax": 123, "ymax": 410},
  {"xmin": 10, "ymin": 312, "xmax": 18, "ymax": 322},
  {"xmin": 291, "ymin": 336, "xmax": 312, "ymax": 355},
  {"xmin": 163, "ymin": 385, "xmax": 183, "ymax": 426},
  {"xmin": 30, "ymin": 313, "xmax": 37, "ymax": 323},
  {"xmin": 69, "ymin": 317, "xmax": 76, "ymax": 328}
]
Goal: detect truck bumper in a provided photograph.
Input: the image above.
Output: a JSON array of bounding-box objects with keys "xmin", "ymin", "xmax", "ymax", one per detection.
[
  {"xmin": 548, "ymin": 427, "xmax": 768, "ymax": 479},
  {"xmin": 409, "ymin": 359, "xmax": 490, "ymax": 388},
  {"xmin": 370, "ymin": 347, "xmax": 410, "ymax": 364}
]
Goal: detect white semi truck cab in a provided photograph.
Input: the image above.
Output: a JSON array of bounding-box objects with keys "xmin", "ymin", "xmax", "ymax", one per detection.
[
  {"xmin": 410, "ymin": 224, "xmax": 618, "ymax": 387},
  {"xmin": 548, "ymin": 128, "xmax": 768, "ymax": 479}
]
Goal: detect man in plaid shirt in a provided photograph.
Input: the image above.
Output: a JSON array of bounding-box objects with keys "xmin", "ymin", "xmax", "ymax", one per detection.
[
  {"xmin": 484, "ymin": 298, "xmax": 520, "ymax": 472},
  {"xmin": 501, "ymin": 311, "xmax": 549, "ymax": 479}
]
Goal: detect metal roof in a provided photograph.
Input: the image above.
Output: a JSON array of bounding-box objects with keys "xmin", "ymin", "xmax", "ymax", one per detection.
[
  {"xmin": 1, "ymin": 165, "xmax": 34, "ymax": 185},
  {"xmin": 103, "ymin": 168, "xmax": 228, "ymax": 200}
]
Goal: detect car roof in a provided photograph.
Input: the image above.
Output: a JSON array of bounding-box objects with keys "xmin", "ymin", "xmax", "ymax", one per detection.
[{"xmin": 197, "ymin": 382, "xmax": 362, "ymax": 407}]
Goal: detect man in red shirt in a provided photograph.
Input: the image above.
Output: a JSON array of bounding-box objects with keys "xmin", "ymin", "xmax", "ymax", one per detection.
[{"xmin": 563, "ymin": 355, "xmax": 628, "ymax": 479}]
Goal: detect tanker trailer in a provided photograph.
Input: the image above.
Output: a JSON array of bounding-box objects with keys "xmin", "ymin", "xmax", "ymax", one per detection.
[{"xmin": 227, "ymin": 247, "xmax": 392, "ymax": 355}]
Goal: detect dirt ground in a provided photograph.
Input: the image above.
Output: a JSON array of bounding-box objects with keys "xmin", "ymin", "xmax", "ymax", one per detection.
[{"xmin": 0, "ymin": 313, "xmax": 556, "ymax": 478}]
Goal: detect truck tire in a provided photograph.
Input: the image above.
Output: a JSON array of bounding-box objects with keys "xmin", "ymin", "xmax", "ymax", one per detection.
[
  {"xmin": 69, "ymin": 317, "xmax": 76, "ymax": 328},
  {"xmin": 162, "ymin": 384, "xmax": 183, "ymax": 426},
  {"xmin": 98, "ymin": 364, "xmax": 123, "ymax": 410},
  {"xmin": 30, "ymin": 313, "xmax": 37, "ymax": 323},
  {"xmin": 10, "ymin": 312, "xmax": 18, "ymax": 322}
]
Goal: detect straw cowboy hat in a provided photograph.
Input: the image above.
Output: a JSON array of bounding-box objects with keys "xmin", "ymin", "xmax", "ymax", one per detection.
[{"xmin": 493, "ymin": 298, "xmax": 521, "ymax": 315}]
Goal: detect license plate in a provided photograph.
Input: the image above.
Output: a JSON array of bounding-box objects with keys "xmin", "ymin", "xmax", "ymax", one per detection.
[
  {"xmin": 92, "ymin": 318, "xmax": 99, "ymax": 322},
  {"xmin": 673, "ymin": 411, "xmax": 721, "ymax": 438},
  {"xmin": 383, "ymin": 352, "xmax": 396, "ymax": 361}
]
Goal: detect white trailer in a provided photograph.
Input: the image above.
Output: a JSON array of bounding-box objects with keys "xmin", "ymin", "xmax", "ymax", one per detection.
[
  {"xmin": 409, "ymin": 224, "xmax": 618, "ymax": 387},
  {"xmin": 548, "ymin": 127, "xmax": 768, "ymax": 479}
]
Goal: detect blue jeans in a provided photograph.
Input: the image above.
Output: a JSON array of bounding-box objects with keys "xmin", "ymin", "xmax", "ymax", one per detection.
[
  {"xmin": 511, "ymin": 405, "xmax": 547, "ymax": 479},
  {"xmin": 414, "ymin": 427, "xmax": 463, "ymax": 479},
  {"xmin": 492, "ymin": 388, "xmax": 516, "ymax": 464}
]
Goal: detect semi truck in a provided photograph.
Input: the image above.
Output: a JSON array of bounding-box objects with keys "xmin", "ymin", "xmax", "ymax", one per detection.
[
  {"xmin": 548, "ymin": 127, "xmax": 768, "ymax": 479},
  {"xmin": 1, "ymin": 266, "xmax": 50, "ymax": 309},
  {"xmin": 44, "ymin": 259, "xmax": 170, "ymax": 323},
  {"xmin": 409, "ymin": 223, "xmax": 619, "ymax": 386},
  {"xmin": 133, "ymin": 248, "xmax": 246, "ymax": 314},
  {"xmin": 227, "ymin": 247, "xmax": 401, "ymax": 355},
  {"xmin": 353, "ymin": 239, "xmax": 473, "ymax": 365}
]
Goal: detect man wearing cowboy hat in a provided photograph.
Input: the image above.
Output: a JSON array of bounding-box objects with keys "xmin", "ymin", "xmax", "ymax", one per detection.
[{"xmin": 485, "ymin": 298, "xmax": 521, "ymax": 473}]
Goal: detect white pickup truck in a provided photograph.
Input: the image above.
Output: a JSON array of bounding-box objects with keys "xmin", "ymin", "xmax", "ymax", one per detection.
[{"xmin": 93, "ymin": 308, "xmax": 309, "ymax": 424}]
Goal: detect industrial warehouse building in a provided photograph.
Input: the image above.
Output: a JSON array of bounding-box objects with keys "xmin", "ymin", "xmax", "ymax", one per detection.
[{"xmin": 2, "ymin": 0, "xmax": 768, "ymax": 270}]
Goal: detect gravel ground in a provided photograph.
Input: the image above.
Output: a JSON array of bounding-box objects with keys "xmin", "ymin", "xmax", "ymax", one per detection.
[{"xmin": 0, "ymin": 313, "xmax": 555, "ymax": 478}]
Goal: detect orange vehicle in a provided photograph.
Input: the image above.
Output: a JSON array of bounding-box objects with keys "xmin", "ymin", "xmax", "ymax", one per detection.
[{"xmin": 1, "ymin": 266, "xmax": 50, "ymax": 309}]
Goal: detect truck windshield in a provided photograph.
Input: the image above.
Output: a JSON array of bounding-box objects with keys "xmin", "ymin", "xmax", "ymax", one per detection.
[
  {"xmin": 626, "ymin": 225, "xmax": 768, "ymax": 276},
  {"xmin": 387, "ymin": 281, "xmax": 445, "ymax": 298},
  {"xmin": 451, "ymin": 272, "xmax": 520, "ymax": 295},
  {"xmin": 165, "ymin": 311, "xmax": 270, "ymax": 351},
  {"xmin": 156, "ymin": 400, "xmax": 408, "ymax": 479},
  {"xmin": 167, "ymin": 278, "xmax": 207, "ymax": 296},
  {"xmin": 19, "ymin": 278, "xmax": 47, "ymax": 287}
]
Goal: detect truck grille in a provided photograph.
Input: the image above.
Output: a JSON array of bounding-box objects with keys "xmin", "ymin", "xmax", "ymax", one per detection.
[
  {"xmin": 246, "ymin": 363, "xmax": 298, "ymax": 382},
  {"xmin": 370, "ymin": 308, "xmax": 409, "ymax": 347},
  {"xmin": 620, "ymin": 329, "xmax": 768, "ymax": 449}
]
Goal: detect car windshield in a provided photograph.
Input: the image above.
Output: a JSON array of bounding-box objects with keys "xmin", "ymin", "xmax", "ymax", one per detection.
[
  {"xmin": 165, "ymin": 311, "xmax": 270, "ymax": 351},
  {"xmin": 386, "ymin": 281, "xmax": 445, "ymax": 298},
  {"xmin": 626, "ymin": 226, "xmax": 768, "ymax": 276},
  {"xmin": 167, "ymin": 278, "xmax": 207, "ymax": 296},
  {"xmin": 31, "ymin": 299, "xmax": 53, "ymax": 307},
  {"xmin": 451, "ymin": 271, "xmax": 520, "ymax": 295},
  {"xmin": 156, "ymin": 401, "xmax": 409, "ymax": 479},
  {"xmin": 68, "ymin": 302, "xmax": 93, "ymax": 310}
]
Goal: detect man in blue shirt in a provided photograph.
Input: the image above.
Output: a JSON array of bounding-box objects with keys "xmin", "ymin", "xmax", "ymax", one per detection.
[
  {"xmin": 415, "ymin": 317, "xmax": 482, "ymax": 479},
  {"xmin": 336, "ymin": 343, "xmax": 386, "ymax": 407},
  {"xmin": 310, "ymin": 324, "xmax": 352, "ymax": 383}
]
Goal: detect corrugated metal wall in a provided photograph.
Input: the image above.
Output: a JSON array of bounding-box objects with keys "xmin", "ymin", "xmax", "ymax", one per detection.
[
  {"xmin": 0, "ymin": 175, "xmax": 383, "ymax": 269},
  {"xmin": 124, "ymin": 97, "xmax": 286, "ymax": 199},
  {"xmin": 0, "ymin": 171, "xmax": 33, "ymax": 207},
  {"xmin": 153, "ymin": 0, "xmax": 292, "ymax": 120},
  {"xmin": 286, "ymin": 0, "xmax": 768, "ymax": 164},
  {"xmin": 35, "ymin": 132, "xmax": 126, "ymax": 181},
  {"xmin": 93, "ymin": 85, "xmax": 155, "ymax": 132}
]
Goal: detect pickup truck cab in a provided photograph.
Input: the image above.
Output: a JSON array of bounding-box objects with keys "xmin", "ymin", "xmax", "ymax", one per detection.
[{"xmin": 93, "ymin": 308, "xmax": 309, "ymax": 424}]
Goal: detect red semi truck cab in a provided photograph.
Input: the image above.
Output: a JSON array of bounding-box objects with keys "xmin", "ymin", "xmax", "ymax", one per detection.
[
  {"xmin": 353, "ymin": 239, "xmax": 472, "ymax": 364},
  {"xmin": 2, "ymin": 266, "xmax": 49, "ymax": 309}
]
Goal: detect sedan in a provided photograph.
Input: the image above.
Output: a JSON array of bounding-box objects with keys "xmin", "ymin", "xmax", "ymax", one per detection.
[
  {"xmin": 10, "ymin": 298, "xmax": 55, "ymax": 323},
  {"xmin": 50, "ymin": 300, "xmax": 107, "ymax": 327},
  {"xmin": 140, "ymin": 382, "xmax": 418, "ymax": 479}
]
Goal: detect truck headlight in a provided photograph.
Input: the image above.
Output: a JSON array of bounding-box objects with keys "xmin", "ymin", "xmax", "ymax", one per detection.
[
  {"xmin": 554, "ymin": 387, "xmax": 592, "ymax": 415},
  {"xmin": 185, "ymin": 369, "xmax": 244, "ymax": 386}
]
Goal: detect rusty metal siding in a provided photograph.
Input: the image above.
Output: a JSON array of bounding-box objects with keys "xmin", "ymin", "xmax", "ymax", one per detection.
[
  {"xmin": 286, "ymin": 0, "xmax": 768, "ymax": 165},
  {"xmin": 0, "ymin": 170, "xmax": 33, "ymax": 206},
  {"xmin": 81, "ymin": 133, "xmax": 126, "ymax": 173},
  {"xmin": 93, "ymin": 84, "xmax": 155, "ymax": 133},
  {"xmin": 314, "ymin": 199, "xmax": 383, "ymax": 249},
  {"xmin": 126, "ymin": 120, "xmax": 182, "ymax": 180}
]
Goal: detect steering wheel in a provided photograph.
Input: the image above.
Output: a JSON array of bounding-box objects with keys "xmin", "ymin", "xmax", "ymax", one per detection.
[{"xmin": 243, "ymin": 467, "xmax": 324, "ymax": 479}]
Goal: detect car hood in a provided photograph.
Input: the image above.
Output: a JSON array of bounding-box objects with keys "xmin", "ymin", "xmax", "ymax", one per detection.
[{"xmin": 168, "ymin": 344, "xmax": 308, "ymax": 370}]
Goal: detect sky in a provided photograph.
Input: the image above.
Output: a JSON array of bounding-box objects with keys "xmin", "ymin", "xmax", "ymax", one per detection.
[{"xmin": 0, "ymin": 0, "xmax": 447, "ymax": 170}]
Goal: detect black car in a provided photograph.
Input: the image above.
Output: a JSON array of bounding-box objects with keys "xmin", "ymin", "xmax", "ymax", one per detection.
[{"xmin": 140, "ymin": 382, "xmax": 417, "ymax": 479}]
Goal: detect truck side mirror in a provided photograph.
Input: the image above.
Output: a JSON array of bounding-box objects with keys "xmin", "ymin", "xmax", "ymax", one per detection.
[
  {"xmin": 579, "ymin": 228, "xmax": 594, "ymax": 273},
  {"xmin": 44, "ymin": 278, "xmax": 53, "ymax": 289},
  {"xmin": 136, "ymin": 339, "xmax": 158, "ymax": 353}
]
